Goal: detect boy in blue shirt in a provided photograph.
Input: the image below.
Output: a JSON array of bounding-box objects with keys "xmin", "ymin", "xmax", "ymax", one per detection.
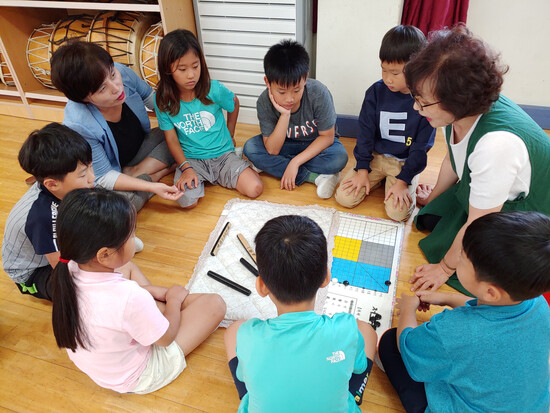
[
  {"xmin": 243, "ymin": 40, "xmax": 348, "ymax": 199},
  {"xmin": 224, "ymin": 215, "xmax": 377, "ymax": 413},
  {"xmin": 379, "ymin": 211, "xmax": 550, "ymax": 412},
  {"xmin": 335, "ymin": 25, "xmax": 435, "ymax": 221},
  {"xmin": 2, "ymin": 123, "xmax": 95, "ymax": 300}
]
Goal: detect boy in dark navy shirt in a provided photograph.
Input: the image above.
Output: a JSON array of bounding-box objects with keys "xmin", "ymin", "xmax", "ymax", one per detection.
[
  {"xmin": 335, "ymin": 25, "xmax": 435, "ymax": 221},
  {"xmin": 1, "ymin": 123, "xmax": 94, "ymax": 300}
]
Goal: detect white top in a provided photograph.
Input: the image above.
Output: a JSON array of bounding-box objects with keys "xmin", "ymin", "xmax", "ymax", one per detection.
[{"xmin": 446, "ymin": 117, "xmax": 531, "ymax": 210}]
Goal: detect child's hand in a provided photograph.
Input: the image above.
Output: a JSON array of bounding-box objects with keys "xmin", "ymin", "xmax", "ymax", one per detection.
[
  {"xmin": 385, "ymin": 179, "xmax": 412, "ymax": 211},
  {"xmin": 416, "ymin": 183, "xmax": 433, "ymax": 206},
  {"xmin": 166, "ymin": 285, "xmax": 189, "ymax": 305},
  {"xmin": 280, "ymin": 159, "xmax": 299, "ymax": 191},
  {"xmin": 176, "ymin": 168, "xmax": 199, "ymax": 192},
  {"xmin": 341, "ymin": 169, "xmax": 370, "ymax": 199},
  {"xmin": 415, "ymin": 290, "xmax": 448, "ymax": 310},
  {"xmin": 395, "ymin": 292, "xmax": 420, "ymax": 315},
  {"xmin": 410, "ymin": 263, "xmax": 449, "ymax": 292},
  {"xmin": 153, "ymin": 183, "xmax": 184, "ymax": 201},
  {"xmin": 267, "ymin": 86, "xmax": 291, "ymax": 116}
]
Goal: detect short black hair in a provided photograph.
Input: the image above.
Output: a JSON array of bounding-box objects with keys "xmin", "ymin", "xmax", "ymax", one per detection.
[
  {"xmin": 264, "ymin": 40, "xmax": 309, "ymax": 87},
  {"xmin": 51, "ymin": 41, "xmax": 114, "ymax": 103},
  {"xmin": 463, "ymin": 211, "xmax": 550, "ymax": 301},
  {"xmin": 18, "ymin": 123, "xmax": 92, "ymax": 183},
  {"xmin": 255, "ymin": 215, "xmax": 327, "ymax": 304},
  {"xmin": 379, "ymin": 25, "xmax": 426, "ymax": 63}
]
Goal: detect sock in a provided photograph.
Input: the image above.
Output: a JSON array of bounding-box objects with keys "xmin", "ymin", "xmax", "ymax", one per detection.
[
  {"xmin": 306, "ymin": 172, "xmax": 319, "ymax": 184},
  {"xmin": 349, "ymin": 358, "xmax": 373, "ymax": 405}
]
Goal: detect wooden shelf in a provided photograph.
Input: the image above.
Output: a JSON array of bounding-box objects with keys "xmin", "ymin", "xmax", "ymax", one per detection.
[
  {"xmin": 0, "ymin": 83, "xmax": 19, "ymax": 96},
  {"xmin": 0, "ymin": 0, "xmax": 196, "ymax": 121},
  {"xmin": 0, "ymin": 1, "xmax": 161, "ymax": 12}
]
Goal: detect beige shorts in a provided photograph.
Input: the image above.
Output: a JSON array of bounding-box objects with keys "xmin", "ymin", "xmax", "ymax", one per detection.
[
  {"xmin": 335, "ymin": 153, "xmax": 418, "ymax": 221},
  {"xmin": 130, "ymin": 341, "xmax": 186, "ymax": 394}
]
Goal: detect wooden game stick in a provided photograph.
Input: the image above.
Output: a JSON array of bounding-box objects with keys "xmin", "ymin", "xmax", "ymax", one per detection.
[
  {"xmin": 237, "ymin": 233, "xmax": 257, "ymax": 264},
  {"xmin": 210, "ymin": 221, "xmax": 231, "ymax": 256}
]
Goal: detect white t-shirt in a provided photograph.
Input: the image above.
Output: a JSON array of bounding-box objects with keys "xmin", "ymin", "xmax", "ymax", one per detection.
[{"xmin": 446, "ymin": 116, "xmax": 531, "ymax": 210}]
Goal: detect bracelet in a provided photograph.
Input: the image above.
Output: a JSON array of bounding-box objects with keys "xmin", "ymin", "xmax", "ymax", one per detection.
[
  {"xmin": 178, "ymin": 161, "xmax": 189, "ymax": 171},
  {"xmin": 181, "ymin": 166, "xmax": 193, "ymax": 173},
  {"xmin": 441, "ymin": 256, "xmax": 456, "ymax": 271}
]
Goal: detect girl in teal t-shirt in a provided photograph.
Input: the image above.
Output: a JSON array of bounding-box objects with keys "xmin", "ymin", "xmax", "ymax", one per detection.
[{"xmin": 154, "ymin": 29, "xmax": 263, "ymax": 208}]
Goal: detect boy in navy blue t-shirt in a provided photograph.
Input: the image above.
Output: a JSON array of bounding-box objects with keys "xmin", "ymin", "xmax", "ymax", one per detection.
[
  {"xmin": 379, "ymin": 211, "xmax": 550, "ymax": 412},
  {"xmin": 224, "ymin": 215, "xmax": 377, "ymax": 412},
  {"xmin": 2, "ymin": 123, "xmax": 94, "ymax": 300},
  {"xmin": 336, "ymin": 25, "xmax": 435, "ymax": 221}
]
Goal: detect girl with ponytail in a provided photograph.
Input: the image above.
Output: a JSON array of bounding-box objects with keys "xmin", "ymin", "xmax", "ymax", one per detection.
[{"xmin": 52, "ymin": 188, "xmax": 225, "ymax": 393}]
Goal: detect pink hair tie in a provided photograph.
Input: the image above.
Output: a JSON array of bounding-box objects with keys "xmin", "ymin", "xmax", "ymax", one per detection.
[{"xmin": 58, "ymin": 257, "xmax": 70, "ymax": 264}]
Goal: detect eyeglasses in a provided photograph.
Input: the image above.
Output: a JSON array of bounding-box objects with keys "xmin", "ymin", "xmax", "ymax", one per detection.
[{"xmin": 410, "ymin": 93, "xmax": 440, "ymax": 111}]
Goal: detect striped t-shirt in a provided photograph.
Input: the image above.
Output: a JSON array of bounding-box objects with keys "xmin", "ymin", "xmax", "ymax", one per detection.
[{"xmin": 1, "ymin": 183, "xmax": 59, "ymax": 283}]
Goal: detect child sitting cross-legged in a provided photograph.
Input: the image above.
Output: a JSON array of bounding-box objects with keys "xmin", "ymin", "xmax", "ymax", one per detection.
[
  {"xmin": 378, "ymin": 211, "xmax": 550, "ymax": 413},
  {"xmin": 51, "ymin": 188, "xmax": 226, "ymax": 393},
  {"xmin": 335, "ymin": 25, "xmax": 435, "ymax": 221},
  {"xmin": 224, "ymin": 215, "xmax": 377, "ymax": 412},
  {"xmin": 2, "ymin": 123, "xmax": 95, "ymax": 301}
]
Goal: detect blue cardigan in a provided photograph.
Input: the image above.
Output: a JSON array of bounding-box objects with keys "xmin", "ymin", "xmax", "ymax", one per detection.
[{"xmin": 63, "ymin": 63, "xmax": 153, "ymax": 189}]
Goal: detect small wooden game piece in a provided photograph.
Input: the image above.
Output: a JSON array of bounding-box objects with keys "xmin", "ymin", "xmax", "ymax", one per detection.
[
  {"xmin": 237, "ymin": 233, "xmax": 257, "ymax": 263},
  {"xmin": 210, "ymin": 221, "xmax": 231, "ymax": 256}
]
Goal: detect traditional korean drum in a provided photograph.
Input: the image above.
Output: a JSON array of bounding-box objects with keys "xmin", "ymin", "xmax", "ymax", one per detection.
[
  {"xmin": 88, "ymin": 11, "xmax": 157, "ymax": 75},
  {"xmin": 26, "ymin": 23, "xmax": 56, "ymax": 88},
  {"xmin": 0, "ymin": 50, "xmax": 15, "ymax": 86},
  {"xmin": 139, "ymin": 21, "xmax": 163, "ymax": 87}
]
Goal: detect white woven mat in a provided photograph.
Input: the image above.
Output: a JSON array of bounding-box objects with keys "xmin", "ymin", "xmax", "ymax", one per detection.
[{"xmin": 187, "ymin": 199, "xmax": 339, "ymax": 326}]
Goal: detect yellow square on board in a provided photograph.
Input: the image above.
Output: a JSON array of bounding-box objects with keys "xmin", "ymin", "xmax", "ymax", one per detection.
[{"xmin": 333, "ymin": 236, "xmax": 361, "ymax": 261}]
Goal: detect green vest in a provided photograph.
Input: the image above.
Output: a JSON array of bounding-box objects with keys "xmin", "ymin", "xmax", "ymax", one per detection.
[{"xmin": 415, "ymin": 95, "xmax": 550, "ymax": 294}]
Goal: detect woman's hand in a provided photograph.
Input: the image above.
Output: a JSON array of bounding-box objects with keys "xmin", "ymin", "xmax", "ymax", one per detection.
[
  {"xmin": 152, "ymin": 183, "xmax": 183, "ymax": 200},
  {"xmin": 410, "ymin": 263, "xmax": 450, "ymax": 292},
  {"xmin": 341, "ymin": 169, "xmax": 370, "ymax": 199},
  {"xmin": 280, "ymin": 159, "xmax": 299, "ymax": 191},
  {"xmin": 386, "ymin": 179, "xmax": 412, "ymax": 211},
  {"xmin": 175, "ymin": 167, "xmax": 199, "ymax": 192},
  {"xmin": 416, "ymin": 183, "xmax": 433, "ymax": 206}
]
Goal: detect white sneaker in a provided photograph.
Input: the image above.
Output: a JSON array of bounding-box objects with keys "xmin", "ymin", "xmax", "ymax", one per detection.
[
  {"xmin": 234, "ymin": 147, "xmax": 244, "ymax": 158},
  {"xmin": 134, "ymin": 237, "xmax": 144, "ymax": 253},
  {"xmin": 315, "ymin": 173, "xmax": 340, "ymax": 199}
]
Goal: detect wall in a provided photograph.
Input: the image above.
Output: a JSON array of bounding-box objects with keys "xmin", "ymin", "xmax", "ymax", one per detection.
[
  {"xmin": 467, "ymin": 0, "xmax": 550, "ymax": 107},
  {"xmin": 316, "ymin": 0, "xmax": 550, "ymax": 119},
  {"xmin": 315, "ymin": 0, "xmax": 403, "ymax": 117}
]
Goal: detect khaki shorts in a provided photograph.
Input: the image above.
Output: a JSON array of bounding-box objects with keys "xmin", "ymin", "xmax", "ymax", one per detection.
[
  {"xmin": 335, "ymin": 153, "xmax": 418, "ymax": 221},
  {"xmin": 130, "ymin": 341, "xmax": 186, "ymax": 394}
]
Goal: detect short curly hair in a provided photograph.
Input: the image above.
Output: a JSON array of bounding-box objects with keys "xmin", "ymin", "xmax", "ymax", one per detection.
[{"xmin": 405, "ymin": 24, "xmax": 508, "ymax": 120}]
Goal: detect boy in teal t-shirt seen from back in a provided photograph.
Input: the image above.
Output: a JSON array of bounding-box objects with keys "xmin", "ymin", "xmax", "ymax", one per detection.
[{"xmin": 224, "ymin": 215, "xmax": 377, "ymax": 413}]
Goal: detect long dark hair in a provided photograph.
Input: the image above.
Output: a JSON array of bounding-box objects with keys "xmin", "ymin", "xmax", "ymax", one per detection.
[
  {"xmin": 51, "ymin": 188, "xmax": 137, "ymax": 351},
  {"xmin": 155, "ymin": 29, "xmax": 212, "ymax": 116}
]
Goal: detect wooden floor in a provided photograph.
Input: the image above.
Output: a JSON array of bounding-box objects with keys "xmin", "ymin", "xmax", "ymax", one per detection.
[{"xmin": 0, "ymin": 114, "xmax": 454, "ymax": 412}]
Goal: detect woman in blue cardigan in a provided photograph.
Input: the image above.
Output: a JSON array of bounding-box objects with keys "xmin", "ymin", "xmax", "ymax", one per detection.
[{"xmin": 51, "ymin": 41, "xmax": 182, "ymax": 213}]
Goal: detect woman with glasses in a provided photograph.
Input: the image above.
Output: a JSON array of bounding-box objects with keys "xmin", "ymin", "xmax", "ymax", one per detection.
[{"xmin": 406, "ymin": 24, "xmax": 550, "ymax": 294}]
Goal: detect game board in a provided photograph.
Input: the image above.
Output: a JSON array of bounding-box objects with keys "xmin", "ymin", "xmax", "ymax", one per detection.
[
  {"xmin": 187, "ymin": 199, "xmax": 337, "ymax": 326},
  {"xmin": 187, "ymin": 200, "xmax": 403, "ymax": 333},
  {"xmin": 324, "ymin": 212, "xmax": 404, "ymax": 333}
]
